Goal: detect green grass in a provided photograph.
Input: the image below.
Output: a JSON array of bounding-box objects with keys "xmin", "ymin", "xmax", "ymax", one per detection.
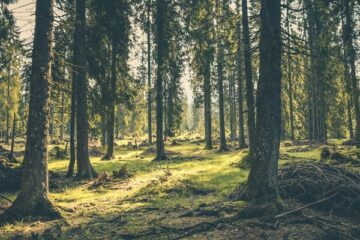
[{"xmin": 1, "ymin": 138, "xmax": 358, "ymax": 239}]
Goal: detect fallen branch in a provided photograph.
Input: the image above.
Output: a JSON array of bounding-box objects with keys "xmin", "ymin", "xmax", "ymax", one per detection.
[
  {"xmin": 274, "ymin": 193, "xmax": 337, "ymax": 219},
  {"xmin": 0, "ymin": 194, "xmax": 13, "ymax": 203}
]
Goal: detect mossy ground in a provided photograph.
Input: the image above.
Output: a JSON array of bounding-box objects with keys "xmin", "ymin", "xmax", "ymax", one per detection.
[{"xmin": 0, "ymin": 138, "xmax": 359, "ymax": 239}]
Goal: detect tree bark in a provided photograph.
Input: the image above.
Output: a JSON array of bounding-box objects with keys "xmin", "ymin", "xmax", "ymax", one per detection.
[
  {"xmin": 242, "ymin": 0, "xmax": 255, "ymax": 156},
  {"xmin": 217, "ymin": 42, "xmax": 227, "ymax": 151},
  {"xmin": 243, "ymin": 0, "xmax": 282, "ymax": 203},
  {"xmin": 236, "ymin": 1, "xmax": 246, "ymax": 148},
  {"xmin": 286, "ymin": 2, "xmax": 295, "ymax": 141},
  {"xmin": 59, "ymin": 84, "xmax": 65, "ymax": 143},
  {"xmin": 6, "ymin": 63, "xmax": 10, "ymax": 144},
  {"xmin": 343, "ymin": 1, "xmax": 360, "ymax": 146},
  {"xmin": 8, "ymin": 114, "xmax": 16, "ymax": 163},
  {"xmin": 229, "ymin": 73, "xmax": 236, "ymax": 142},
  {"xmin": 347, "ymin": 97, "xmax": 354, "ymax": 139},
  {"xmin": 306, "ymin": 0, "xmax": 326, "ymax": 143},
  {"xmin": 49, "ymin": 99, "xmax": 55, "ymax": 142},
  {"xmin": 74, "ymin": 0, "xmax": 97, "ymax": 177},
  {"xmin": 204, "ymin": 58, "xmax": 213, "ymax": 150},
  {"xmin": 1, "ymin": 0, "xmax": 61, "ymax": 221},
  {"xmin": 103, "ymin": 37, "xmax": 117, "ymax": 160},
  {"xmin": 166, "ymin": 75, "xmax": 176, "ymax": 137},
  {"xmin": 147, "ymin": 0, "xmax": 153, "ymax": 145},
  {"xmin": 154, "ymin": 0, "xmax": 167, "ymax": 160},
  {"xmin": 67, "ymin": 67, "xmax": 76, "ymax": 177}
]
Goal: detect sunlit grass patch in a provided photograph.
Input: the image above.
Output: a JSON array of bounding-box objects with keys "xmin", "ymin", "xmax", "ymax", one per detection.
[{"xmin": 4, "ymin": 139, "xmax": 359, "ymax": 239}]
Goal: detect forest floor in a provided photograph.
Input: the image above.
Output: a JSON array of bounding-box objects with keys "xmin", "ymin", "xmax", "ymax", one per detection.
[{"xmin": 0, "ymin": 135, "xmax": 360, "ymax": 239}]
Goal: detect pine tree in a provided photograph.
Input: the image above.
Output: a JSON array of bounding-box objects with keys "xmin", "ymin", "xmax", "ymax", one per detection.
[
  {"xmin": 1, "ymin": 0, "xmax": 61, "ymax": 221},
  {"xmin": 73, "ymin": 0, "xmax": 97, "ymax": 178},
  {"xmin": 154, "ymin": 0, "xmax": 168, "ymax": 160}
]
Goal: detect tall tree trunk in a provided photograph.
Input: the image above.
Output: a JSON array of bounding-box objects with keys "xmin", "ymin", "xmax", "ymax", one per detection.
[
  {"xmin": 103, "ymin": 37, "xmax": 117, "ymax": 160},
  {"xmin": 242, "ymin": 0, "xmax": 255, "ymax": 156},
  {"xmin": 236, "ymin": 2, "xmax": 246, "ymax": 148},
  {"xmin": 74, "ymin": 0, "xmax": 97, "ymax": 177},
  {"xmin": 59, "ymin": 85, "xmax": 65, "ymax": 142},
  {"xmin": 217, "ymin": 43, "xmax": 227, "ymax": 151},
  {"xmin": 166, "ymin": 76, "xmax": 175, "ymax": 137},
  {"xmin": 67, "ymin": 70, "xmax": 76, "ymax": 177},
  {"xmin": 6, "ymin": 64, "xmax": 10, "ymax": 144},
  {"xmin": 303, "ymin": 19, "xmax": 313, "ymax": 141},
  {"xmin": 204, "ymin": 58, "xmax": 213, "ymax": 150},
  {"xmin": 216, "ymin": 0, "xmax": 227, "ymax": 152},
  {"xmin": 163, "ymin": 75, "xmax": 168, "ymax": 141},
  {"xmin": 306, "ymin": 0, "xmax": 326, "ymax": 143},
  {"xmin": 343, "ymin": 1, "xmax": 360, "ymax": 146},
  {"xmin": 100, "ymin": 111, "xmax": 107, "ymax": 146},
  {"xmin": 8, "ymin": 114, "xmax": 16, "ymax": 163},
  {"xmin": 154, "ymin": 0, "xmax": 167, "ymax": 160},
  {"xmin": 147, "ymin": 0, "xmax": 153, "ymax": 145},
  {"xmin": 229, "ymin": 73, "xmax": 236, "ymax": 142},
  {"xmin": 49, "ymin": 99, "xmax": 55, "ymax": 142},
  {"xmin": 1, "ymin": 0, "xmax": 61, "ymax": 221},
  {"xmin": 286, "ymin": 2, "xmax": 295, "ymax": 141},
  {"xmin": 241, "ymin": 0, "xmax": 282, "ymax": 203},
  {"xmin": 347, "ymin": 97, "xmax": 354, "ymax": 139}
]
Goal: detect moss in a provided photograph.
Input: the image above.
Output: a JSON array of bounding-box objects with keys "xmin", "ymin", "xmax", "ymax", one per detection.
[{"xmin": 1, "ymin": 139, "xmax": 359, "ymax": 239}]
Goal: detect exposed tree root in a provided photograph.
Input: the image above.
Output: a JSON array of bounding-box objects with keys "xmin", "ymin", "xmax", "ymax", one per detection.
[
  {"xmin": 0, "ymin": 197, "xmax": 62, "ymax": 226},
  {"xmin": 101, "ymin": 154, "xmax": 115, "ymax": 161}
]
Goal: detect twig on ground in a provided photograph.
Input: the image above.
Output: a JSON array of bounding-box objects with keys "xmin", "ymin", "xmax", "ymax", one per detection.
[
  {"xmin": 274, "ymin": 193, "xmax": 338, "ymax": 219},
  {"xmin": 0, "ymin": 194, "xmax": 13, "ymax": 203}
]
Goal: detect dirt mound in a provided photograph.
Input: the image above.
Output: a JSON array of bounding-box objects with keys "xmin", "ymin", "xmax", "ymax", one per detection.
[{"xmin": 278, "ymin": 162, "xmax": 360, "ymax": 215}]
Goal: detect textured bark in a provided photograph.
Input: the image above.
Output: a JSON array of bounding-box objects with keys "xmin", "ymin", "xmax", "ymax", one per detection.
[
  {"xmin": 1, "ymin": 0, "xmax": 61, "ymax": 221},
  {"xmin": 166, "ymin": 75, "xmax": 176, "ymax": 137},
  {"xmin": 306, "ymin": 0, "xmax": 326, "ymax": 143},
  {"xmin": 245, "ymin": 0, "xmax": 282, "ymax": 202},
  {"xmin": 147, "ymin": 0, "xmax": 153, "ymax": 144},
  {"xmin": 286, "ymin": 2, "xmax": 295, "ymax": 141},
  {"xmin": 73, "ymin": 0, "xmax": 97, "ymax": 177},
  {"xmin": 229, "ymin": 73, "xmax": 236, "ymax": 142},
  {"xmin": 217, "ymin": 42, "xmax": 227, "ymax": 151},
  {"xmin": 59, "ymin": 86, "xmax": 65, "ymax": 142},
  {"xmin": 67, "ymin": 68, "xmax": 76, "ymax": 177},
  {"xmin": 343, "ymin": 1, "xmax": 360, "ymax": 146},
  {"xmin": 347, "ymin": 98, "xmax": 354, "ymax": 139},
  {"xmin": 101, "ymin": 111, "xmax": 107, "ymax": 146},
  {"xmin": 163, "ymin": 74, "xmax": 168, "ymax": 140},
  {"xmin": 204, "ymin": 59, "xmax": 213, "ymax": 150},
  {"xmin": 154, "ymin": 0, "xmax": 167, "ymax": 160},
  {"xmin": 6, "ymin": 64, "xmax": 10, "ymax": 144},
  {"xmin": 9, "ymin": 114, "xmax": 16, "ymax": 162},
  {"xmin": 215, "ymin": 0, "xmax": 227, "ymax": 151},
  {"xmin": 49, "ymin": 99, "xmax": 55, "ymax": 141},
  {"xmin": 103, "ymin": 37, "xmax": 117, "ymax": 160},
  {"xmin": 242, "ymin": 0, "xmax": 255, "ymax": 156},
  {"xmin": 236, "ymin": 2, "xmax": 246, "ymax": 148}
]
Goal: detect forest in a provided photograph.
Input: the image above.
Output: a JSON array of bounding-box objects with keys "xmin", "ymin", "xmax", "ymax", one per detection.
[{"xmin": 0, "ymin": 0, "xmax": 360, "ymax": 239}]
